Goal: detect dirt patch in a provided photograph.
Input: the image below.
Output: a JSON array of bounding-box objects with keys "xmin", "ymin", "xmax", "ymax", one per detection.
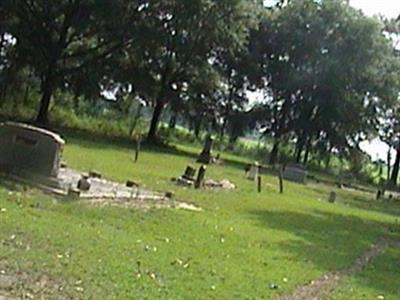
[
  {"xmin": 83, "ymin": 197, "xmax": 202, "ymax": 212},
  {"xmin": 0, "ymin": 263, "xmax": 72, "ymax": 300},
  {"xmin": 276, "ymin": 238, "xmax": 400, "ymax": 300}
]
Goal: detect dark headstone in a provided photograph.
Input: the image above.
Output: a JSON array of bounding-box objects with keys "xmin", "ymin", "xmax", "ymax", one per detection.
[
  {"xmin": 195, "ymin": 165, "xmax": 207, "ymax": 189},
  {"xmin": 77, "ymin": 174, "xmax": 90, "ymax": 191},
  {"xmin": 183, "ymin": 165, "xmax": 196, "ymax": 181}
]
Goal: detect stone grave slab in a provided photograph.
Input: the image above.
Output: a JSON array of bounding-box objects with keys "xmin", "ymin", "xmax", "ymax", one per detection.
[{"xmin": 282, "ymin": 164, "xmax": 307, "ymax": 183}]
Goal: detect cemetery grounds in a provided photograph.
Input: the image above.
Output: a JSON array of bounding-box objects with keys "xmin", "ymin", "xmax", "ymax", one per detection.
[{"xmin": 0, "ymin": 133, "xmax": 399, "ymax": 299}]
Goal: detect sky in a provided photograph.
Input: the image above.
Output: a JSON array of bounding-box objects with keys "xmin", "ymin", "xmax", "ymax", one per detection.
[{"xmin": 350, "ymin": 0, "xmax": 400, "ymax": 19}]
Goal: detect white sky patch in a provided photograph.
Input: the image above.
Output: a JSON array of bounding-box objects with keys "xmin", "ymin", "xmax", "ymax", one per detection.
[
  {"xmin": 359, "ymin": 139, "xmax": 396, "ymax": 164},
  {"xmin": 350, "ymin": 0, "xmax": 400, "ymax": 18},
  {"xmin": 264, "ymin": 0, "xmax": 399, "ymax": 19}
]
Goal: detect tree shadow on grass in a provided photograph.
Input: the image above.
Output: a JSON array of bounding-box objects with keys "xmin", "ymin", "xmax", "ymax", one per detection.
[
  {"xmin": 250, "ymin": 210, "xmax": 400, "ymax": 298},
  {"xmin": 307, "ymin": 185, "xmax": 400, "ymax": 218},
  {"xmin": 342, "ymin": 194, "xmax": 400, "ymax": 218},
  {"xmin": 0, "ymin": 178, "xmax": 22, "ymax": 192},
  {"xmin": 249, "ymin": 208, "xmax": 399, "ymax": 296}
]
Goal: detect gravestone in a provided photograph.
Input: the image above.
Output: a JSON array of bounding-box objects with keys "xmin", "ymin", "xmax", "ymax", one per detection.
[
  {"xmin": 174, "ymin": 165, "xmax": 197, "ymax": 187},
  {"xmin": 182, "ymin": 165, "xmax": 196, "ymax": 181},
  {"xmin": 246, "ymin": 162, "xmax": 260, "ymax": 181},
  {"xmin": 197, "ymin": 135, "xmax": 214, "ymax": 164},
  {"xmin": 0, "ymin": 122, "xmax": 65, "ymax": 181},
  {"xmin": 77, "ymin": 174, "xmax": 91, "ymax": 191},
  {"xmin": 195, "ymin": 165, "xmax": 207, "ymax": 189},
  {"xmin": 282, "ymin": 164, "xmax": 307, "ymax": 183}
]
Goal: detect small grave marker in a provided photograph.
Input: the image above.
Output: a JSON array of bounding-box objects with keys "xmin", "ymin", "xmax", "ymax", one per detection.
[
  {"xmin": 195, "ymin": 165, "xmax": 207, "ymax": 189},
  {"xmin": 77, "ymin": 174, "xmax": 90, "ymax": 191},
  {"xmin": 246, "ymin": 162, "xmax": 259, "ymax": 181}
]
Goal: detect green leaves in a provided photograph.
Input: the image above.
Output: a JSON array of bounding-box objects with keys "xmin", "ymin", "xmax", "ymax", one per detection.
[{"xmin": 251, "ymin": 0, "xmax": 400, "ymax": 161}]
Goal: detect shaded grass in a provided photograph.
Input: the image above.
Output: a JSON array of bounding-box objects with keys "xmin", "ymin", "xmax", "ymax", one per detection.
[{"xmin": 0, "ymin": 132, "xmax": 399, "ymax": 299}]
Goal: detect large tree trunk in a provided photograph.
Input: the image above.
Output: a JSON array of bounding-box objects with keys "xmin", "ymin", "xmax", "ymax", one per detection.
[
  {"xmin": 390, "ymin": 148, "xmax": 400, "ymax": 186},
  {"xmin": 303, "ymin": 146, "xmax": 310, "ymax": 165},
  {"xmin": 269, "ymin": 139, "xmax": 280, "ymax": 165},
  {"xmin": 302, "ymin": 136, "xmax": 312, "ymax": 165},
  {"xmin": 36, "ymin": 74, "xmax": 54, "ymax": 126},
  {"xmin": 295, "ymin": 133, "xmax": 306, "ymax": 163},
  {"xmin": 387, "ymin": 147, "xmax": 392, "ymax": 181},
  {"xmin": 0, "ymin": 84, "xmax": 7, "ymax": 106},
  {"xmin": 147, "ymin": 98, "xmax": 164, "ymax": 142},
  {"xmin": 325, "ymin": 145, "xmax": 333, "ymax": 170},
  {"xmin": 295, "ymin": 145, "xmax": 304, "ymax": 163},
  {"xmin": 194, "ymin": 117, "xmax": 202, "ymax": 138}
]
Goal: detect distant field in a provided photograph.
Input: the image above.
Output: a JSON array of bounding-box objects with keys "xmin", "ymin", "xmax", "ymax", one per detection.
[{"xmin": 0, "ymin": 133, "xmax": 399, "ymax": 299}]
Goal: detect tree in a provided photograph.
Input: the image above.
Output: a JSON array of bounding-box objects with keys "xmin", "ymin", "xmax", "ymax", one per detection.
[
  {"xmin": 251, "ymin": 0, "xmax": 398, "ymax": 165},
  {"xmin": 1, "ymin": 0, "xmax": 141, "ymax": 125},
  {"xmin": 381, "ymin": 16, "xmax": 400, "ymax": 186},
  {"xmin": 116, "ymin": 0, "xmax": 261, "ymax": 141}
]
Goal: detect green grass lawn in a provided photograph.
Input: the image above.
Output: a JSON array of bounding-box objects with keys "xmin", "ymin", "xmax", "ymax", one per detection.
[{"xmin": 1, "ymin": 133, "xmax": 399, "ymax": 299}]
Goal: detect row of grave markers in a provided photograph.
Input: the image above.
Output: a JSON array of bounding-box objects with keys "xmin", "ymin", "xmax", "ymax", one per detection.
[{"xmin": 0, "ymin": 122, "xmax": 347, "ymax": 203}]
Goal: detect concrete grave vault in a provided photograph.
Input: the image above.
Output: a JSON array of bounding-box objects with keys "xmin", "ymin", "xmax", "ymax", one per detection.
[
  {"xmin": 0, "ymin": 122, "xmax": 64, "ymax": 186},
  {"xmin": 0, "ymin": 122, "xmax": 201, "ymax": 211}
]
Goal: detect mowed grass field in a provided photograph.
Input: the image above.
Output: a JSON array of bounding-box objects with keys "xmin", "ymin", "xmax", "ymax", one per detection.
[{"xmin": 1, "ymin": 133, "xmax": 399, "ymax": 299}]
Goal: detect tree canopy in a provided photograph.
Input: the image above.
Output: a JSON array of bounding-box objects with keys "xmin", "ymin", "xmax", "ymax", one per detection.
[{"xmin": 1, "ymin": 0, "xmax": 399, "ymax": 181}]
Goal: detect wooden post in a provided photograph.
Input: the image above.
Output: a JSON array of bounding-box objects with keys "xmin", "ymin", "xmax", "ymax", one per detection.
[
  {"xmin": 135, "ymin": 138, "xmax": 141, "ymax": 163},
  {"xmin": 257, "ymin": 175, "xmax": 262, "ymax": 193},
  {"xmin": 278, "ymin": 166, "xmax": 284, "ymax": 194}
]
